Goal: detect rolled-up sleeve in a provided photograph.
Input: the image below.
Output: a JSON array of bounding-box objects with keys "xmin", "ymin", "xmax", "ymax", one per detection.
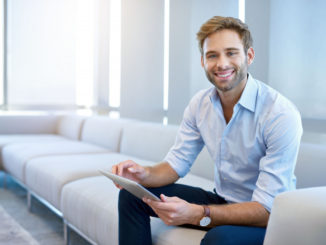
[
  {"xmin": 164, "ymin": 98, "xmax": 205, "ymax": 177},
  {"xmin": 252, "ymin": 108, "xmax": 303, "ymax": 212}
]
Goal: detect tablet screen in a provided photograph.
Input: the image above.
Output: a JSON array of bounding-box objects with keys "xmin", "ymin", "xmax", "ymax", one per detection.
[{"xmin": 99, "ymin": 170, "xmax": 161, "ymax": 202}]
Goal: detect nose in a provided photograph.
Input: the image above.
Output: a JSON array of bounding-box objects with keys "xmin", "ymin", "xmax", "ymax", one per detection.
[{"xmin": 216, "ymin": 54, "xmax": 230, "ymax": 70}]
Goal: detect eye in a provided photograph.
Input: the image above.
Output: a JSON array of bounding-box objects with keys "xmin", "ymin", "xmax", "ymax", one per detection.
[
  {"xmin": 227, "ymin": 51, "xmax": 237, "ymax": 57},
  {"xmin": 207, "ymin": 54, "xmax": 217, "ymax": 59}
]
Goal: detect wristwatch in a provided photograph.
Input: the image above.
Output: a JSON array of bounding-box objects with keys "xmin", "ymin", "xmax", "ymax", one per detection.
[{"xmin": 199, "ymin": 205, "xmax": 211, "ymax": 227}]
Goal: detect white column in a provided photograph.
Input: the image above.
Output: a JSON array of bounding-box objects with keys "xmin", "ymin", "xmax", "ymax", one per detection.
[{"xmin": 120, "ymin": 0, "xmax": 164, "ymax": 122}]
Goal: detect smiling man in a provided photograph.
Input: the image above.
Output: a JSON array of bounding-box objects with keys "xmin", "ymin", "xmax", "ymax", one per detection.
[{"xmin": 112, "ymin": 16, "xmax": 302, "ymax": 245}]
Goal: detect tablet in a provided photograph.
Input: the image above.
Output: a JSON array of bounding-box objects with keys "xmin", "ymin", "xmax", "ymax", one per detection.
[{"xmin": 99, "ymin": 170, "xmax": 161, "ymax": 202}]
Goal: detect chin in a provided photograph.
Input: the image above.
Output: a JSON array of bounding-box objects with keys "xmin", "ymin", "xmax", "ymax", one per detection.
[{"xmin": 214, "ymin": 81, "xmax": 232, "ymax": 91}]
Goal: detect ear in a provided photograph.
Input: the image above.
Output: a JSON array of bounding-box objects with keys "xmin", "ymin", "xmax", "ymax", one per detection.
[
  {"xmin": 246, "ymin": 47, "xmax": 255, "ymax": 65},
  {"xmin": 201, "ymin": 55, "xmax": 204, "ymax": 68}
]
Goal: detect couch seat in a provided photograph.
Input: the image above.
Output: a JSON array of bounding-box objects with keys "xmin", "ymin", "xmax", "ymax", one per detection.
[
  {"xmin": 2, "ymin": 141, "xmax": 110, "ymax": 182},
  {"xmin": 61, "ymin": 171, "xmax": 215, "ymax": 245},
  {"xmin": 0, "ymin": 134, "xmax": 67, "ymax": 169},
  {"xmin": 26, "ymin": 153, "xmax": 156, "ymax": 210}
]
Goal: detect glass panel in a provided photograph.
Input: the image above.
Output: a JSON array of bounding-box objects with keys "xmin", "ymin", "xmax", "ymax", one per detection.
[{"xmin": 6, "ymin": 0, "xmax": 94, "ymax": 107}]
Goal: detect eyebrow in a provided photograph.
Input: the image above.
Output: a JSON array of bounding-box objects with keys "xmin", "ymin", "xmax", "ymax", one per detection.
[
  {"xmin": 225, "ymin": 48, "xmax": 240, "ymax": 51},
  {"xmin": 205, "ymin": 48, "xmax": 240, "ymax": 56}
]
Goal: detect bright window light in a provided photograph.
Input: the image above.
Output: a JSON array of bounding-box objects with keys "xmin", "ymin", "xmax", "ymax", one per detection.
[
  {"xmin": 109, "ymin": 110, "xmax": 120, "ymax": 119},
  {"xmin": 163, "ymin": 116, "xmax": 168, "ymax": 125},
  {"xmin": 163, "ymin": 0, "xmax": 170, "ymax": 111},
  {"xmin": 239, "ymin": 0, "xmax": 245, "ymax": 23},
  {"xmin": 109, "ymin": 0, "xmax": 121, "ymax": 108},
  {"xmin": 75, "ymin": 0, "xmax": 94, "ymax": 107}
]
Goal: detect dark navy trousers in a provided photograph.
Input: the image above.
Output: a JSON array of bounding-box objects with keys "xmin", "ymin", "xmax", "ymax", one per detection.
[{"xmin": 118, "ymin": 183, "xmax": 266, "ymax": 245}]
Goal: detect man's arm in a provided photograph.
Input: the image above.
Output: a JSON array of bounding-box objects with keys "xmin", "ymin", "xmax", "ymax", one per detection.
[
  {"xmin": 141, "ymin": 162, "xmax": 179, "ymax": 187},
  {"xmin": 206, "ymin": 201, "xmax": 269, "ymax": 227},
  {"xmin": 144, "ymin": 196, "xmax": 269, "ymax": 227}
]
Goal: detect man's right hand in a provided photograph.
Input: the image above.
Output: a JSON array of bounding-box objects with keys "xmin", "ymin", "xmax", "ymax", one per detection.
[{"xmin": 111, "ymin": 160, "xmax": 149, "ymax": 189}]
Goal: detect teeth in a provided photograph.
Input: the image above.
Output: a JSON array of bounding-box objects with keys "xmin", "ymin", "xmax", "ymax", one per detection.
[{"xmin": 217, "ymin": 72, "xmax": 232, "ymax": 78}]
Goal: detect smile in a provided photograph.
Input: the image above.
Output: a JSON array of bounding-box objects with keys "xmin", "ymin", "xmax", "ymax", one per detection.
[{"xmin": 216, "ymin": 70, "xmax": 234, "ymax": 79}]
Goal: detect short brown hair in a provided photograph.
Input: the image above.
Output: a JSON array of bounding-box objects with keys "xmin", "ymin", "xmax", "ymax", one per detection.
[{"xmin": 197, "ymin": 16, "xmax": 253, "ymax": 55}]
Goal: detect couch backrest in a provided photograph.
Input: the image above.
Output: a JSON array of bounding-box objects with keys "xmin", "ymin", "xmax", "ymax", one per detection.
[
  {"xmin": 56, "ymin": 115, "xmax": 86, "ymax": 140},
  {"xmin": 190, "ymin": 146, "xmax": 215, "ymax": 181},
  {"xmin": 295, "ymin": 142, "xmax": 326, "ymax": 188},
  {"xmin": 120, "ymin": 121, "xmax": 179, "ymax": 162},
  {"xmin": 0, "ymin": 115, "xmax": 59, "ymax": 134},
  {"xmin": 81, "ymin": 116, "xmax": 129, "ymax": 151}
]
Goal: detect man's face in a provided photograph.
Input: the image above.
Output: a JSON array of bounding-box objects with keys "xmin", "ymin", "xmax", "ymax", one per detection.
[{"xmin": 201, "ymin": 29, "xmax": 254, "ymax": 93}]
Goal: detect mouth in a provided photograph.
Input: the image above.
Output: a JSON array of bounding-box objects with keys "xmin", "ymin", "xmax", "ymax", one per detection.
[{"xmin": 215, "ymin": 70, "xmax": 234, "ymax": 80}]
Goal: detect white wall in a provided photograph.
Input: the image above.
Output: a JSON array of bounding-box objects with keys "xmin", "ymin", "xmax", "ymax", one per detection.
[
  {"xmin": 168, "ymin": 0, "xmax": 239, "ymax": 124},
  {"xmin": 167, "ymin": 0, "xmax": 192, "ymax": 124},
  {"xmin": 189, "ymin": 0, "xmax": 239, "ymax": 100},
  {"xmin": 245, "ymin": 0, "xmax": 270, "ymax": 83},
  {"xmin": 120, "ymin": 0, "xmax": 164, "ymax": 122},
  {"xmin": 268, "ymin": 0, "xmax": 326, "ymax": 119}
]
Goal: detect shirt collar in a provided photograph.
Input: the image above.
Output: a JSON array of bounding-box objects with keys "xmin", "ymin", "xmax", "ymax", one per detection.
[
  {"xmin": 237, "ymin": 73, "xmax": 258, "ymax": 112},
  {"xmin": 209, "ymin": 73, "xmax": 258, "ymax": 113}
]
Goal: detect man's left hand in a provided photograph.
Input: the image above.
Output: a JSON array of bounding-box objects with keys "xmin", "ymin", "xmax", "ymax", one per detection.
[{"xmin": 143, "ymin": 194, "xmax": 203, "ymax": 226}]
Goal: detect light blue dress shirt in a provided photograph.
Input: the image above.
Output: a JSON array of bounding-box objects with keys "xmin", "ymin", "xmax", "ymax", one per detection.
[{"xmin": 164, "ymin": 74, "xmax": 302, "ymax": 212}]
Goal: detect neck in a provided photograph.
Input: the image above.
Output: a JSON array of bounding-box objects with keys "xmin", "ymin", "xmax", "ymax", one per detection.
[{"xmin": 218, "ymin": 78, "xmax": 247, "ymax": 109}]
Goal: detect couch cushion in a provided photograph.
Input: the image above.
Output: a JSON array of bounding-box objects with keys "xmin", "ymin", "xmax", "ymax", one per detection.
[
  {"xmin": 0, "ymin": 115, "xmax": 59, "ymax": 134},
  {"xmin": 264, "ymin": 187, "xmax": 326, "ymax": 245},
  {"xmin": 25, "ymin": 153, "xmax": 155, "ymax": 209},
  {"xmin": 151, "ymin": 218, "xmax": 206, "ymax": 245},
  {"xmin": 0, "ymin": 134, "xmax": 66, "ymax": 148},
  {"xmin": 295, "ymin": 142, "xmax": 326, "ymax": 188},
  {"xmin": 61, "ymin": 171, "xmax": 214, "ymax": 245},
  {"xmin": 56, "ymin": 115, "xmax": 86, "ymax": 140},
  {"xmin": 176, "ymin": 172, "xmax": 215, "ymax": 192},
  {"xmin": 120, "ymin": 121, "xmax": 178, "ymax": 162},
  {"xmin": 81, "ymin": 117, "xmax": 130, "ymax": 152},
  {"xmin": 190, "ymin": 146, "xmax": 215, "ymax": 181},
  {"xmin": 61, "ymin": 176, "xmax": 120, "ymax": 245},
  {"xmin": 0, "ymin": 134, "xmax": 67, "ymax": 170},
  {"xmin": 2, "ymin": 141, "xmax": 109, "ymax": 182}
]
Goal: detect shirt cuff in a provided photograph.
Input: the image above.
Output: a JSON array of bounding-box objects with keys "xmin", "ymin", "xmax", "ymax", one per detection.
[
  {"xmin": 164, "ymin": 151, "xmax": 190, "ymax": 178},
  {"xmin": 252, "ymin": 187, "xmax": 275, "ymax": 212}
]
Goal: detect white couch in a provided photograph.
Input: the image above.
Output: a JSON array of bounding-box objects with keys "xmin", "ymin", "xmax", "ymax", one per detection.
[{"xmin": 0, "ymin": 114, "xmax": 325, "ymax": 245}]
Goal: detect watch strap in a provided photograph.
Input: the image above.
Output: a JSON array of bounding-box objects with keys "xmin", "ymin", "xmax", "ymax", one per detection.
[{"xmin": 203, "ymin": 205, "xmax": 210, "ymax": 217}]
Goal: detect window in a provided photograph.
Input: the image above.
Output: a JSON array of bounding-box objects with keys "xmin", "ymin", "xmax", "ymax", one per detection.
[{"xmin": 6, "ymin": 0, "xmax": 95, "ymax": 108}]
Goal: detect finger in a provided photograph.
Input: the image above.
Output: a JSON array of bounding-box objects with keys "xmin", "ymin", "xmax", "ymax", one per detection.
[
  {"xmin": 146, "ymin": 199, "xmax": 177, "ymax": 212},
  {"xmin": 160, "ymin": 194, "xmax": 181, "ymax": 203},
  {"xmin": 127, "ymin": 167, "xmax": 137, "ymax": 173},
  {"xmin": 143, "ymin": 200, "xmax": 174, "ymax": 224},
  {"xmin": 127, "ymin": 163, "xmax": 144, "ymax": 174},
  {"xmin": 160, "ymin": 194, "xmax": 168, "ymax": 202},
  {"xmin": 111, "ymin": 165, "xmax": 117, "ymax": 174},
  {"xmin": 117, "ymin": 161, "xmax": 134, "ymax": 176},
  {"xmin": 114, "ymin": 183, "xmax": 123, "ymax": 189}
]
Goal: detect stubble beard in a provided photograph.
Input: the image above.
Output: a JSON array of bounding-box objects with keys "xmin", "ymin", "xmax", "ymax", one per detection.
[{"xmin": 205, "ymin": 61, "xmax": 248, "ymax": 92}]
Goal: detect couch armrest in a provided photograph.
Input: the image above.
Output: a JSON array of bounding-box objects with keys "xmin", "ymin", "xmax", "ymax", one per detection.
[{"xmin": 264, "ymin": 187, "xmax": 326, "ymax": 245}]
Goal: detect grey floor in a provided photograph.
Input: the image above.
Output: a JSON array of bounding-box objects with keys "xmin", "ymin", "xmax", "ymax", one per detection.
[{"xmin": 0, "ymin": 171, "xmax": 91, "ymax": 245}]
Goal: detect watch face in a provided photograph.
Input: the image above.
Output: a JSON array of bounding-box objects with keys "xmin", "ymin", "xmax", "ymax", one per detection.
[{"xmin": 200, "ymin": 216, "xmax": 211, "ymax": 227}]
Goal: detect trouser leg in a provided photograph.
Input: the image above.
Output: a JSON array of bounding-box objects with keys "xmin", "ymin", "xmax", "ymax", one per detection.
[
  {"xmin": 201, "ymin": 225, "xmax": 266, "ymax": 245},
  {"xmin": 118, "ymin": 188, "xmax": 155, "ymax": 245},
  {"xmin": 118, "ymin": 183, "xmax": 226, "ymax": 245}
]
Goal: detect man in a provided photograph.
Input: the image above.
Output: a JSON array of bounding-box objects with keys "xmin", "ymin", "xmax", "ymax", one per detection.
[{"xmin": 112, "ymin": 16, "xmax": 302, "ymax": 245}]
